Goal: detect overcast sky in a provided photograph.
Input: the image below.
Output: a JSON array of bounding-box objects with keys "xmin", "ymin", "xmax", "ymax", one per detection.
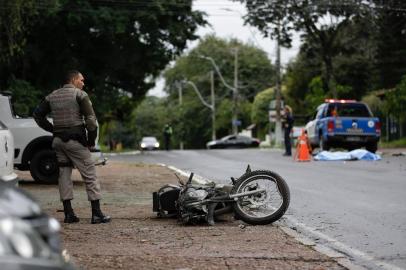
[{"xmin": 147, "ymin": 0, "xmax": 301, "ymax": 97}]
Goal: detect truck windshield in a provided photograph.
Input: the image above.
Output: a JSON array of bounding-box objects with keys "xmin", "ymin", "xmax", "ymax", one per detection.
[{"xmin": 327, "ymin": 103, "xmax": 371, "ymax": 117}]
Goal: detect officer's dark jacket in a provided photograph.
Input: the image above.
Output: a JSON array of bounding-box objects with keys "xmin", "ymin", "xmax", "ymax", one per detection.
[{"xmin": 283, "ymin": 113, "xmax": 294, "ymax": 130}]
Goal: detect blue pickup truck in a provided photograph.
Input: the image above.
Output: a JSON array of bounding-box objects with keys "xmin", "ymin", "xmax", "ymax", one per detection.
[{"xmin": 305, "ymin": 99, "xmax": 381, "ymax": 153}]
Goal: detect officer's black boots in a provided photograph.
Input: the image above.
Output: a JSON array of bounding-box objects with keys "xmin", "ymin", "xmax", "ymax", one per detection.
[
  {"xmin": 63, "ymin": 200, "xmax": 80, "ymax": 223},
  {"xmin": 63, "ymin": 199, "xmax": 111, "ymax": 224},
  {"xmin": 91, "ymin": 200, "xmax": 111, "ymax": 224}
]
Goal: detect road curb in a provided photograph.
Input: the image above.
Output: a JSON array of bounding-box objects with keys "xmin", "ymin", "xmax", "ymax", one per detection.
[
  {"xmin": 103, "ymin": 150, "xmax": 141, "ymax": 156},
  {"xmin": 279, "ymin": 226, "xmax": 366, "ymax": 270}
]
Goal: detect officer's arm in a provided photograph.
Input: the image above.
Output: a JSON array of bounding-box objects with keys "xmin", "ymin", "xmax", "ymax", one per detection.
[
  {"xmin": 33, "ymin": 99, "xmax": 53, "ymax": 133},
  {"xmin": 78, "ymin": 95, "xmax": 98, "ymax": 147}
]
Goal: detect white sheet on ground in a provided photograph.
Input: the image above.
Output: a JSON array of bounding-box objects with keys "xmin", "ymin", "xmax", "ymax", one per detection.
[{"xmin": 314, "ymin": 149, "xmax": 381, "ymax": 161}]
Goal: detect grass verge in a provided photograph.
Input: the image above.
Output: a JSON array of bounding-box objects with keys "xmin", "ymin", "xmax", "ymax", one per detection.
[{"xmin": 380, "ymin": 137, "xmax": 406, "ymax": 148}]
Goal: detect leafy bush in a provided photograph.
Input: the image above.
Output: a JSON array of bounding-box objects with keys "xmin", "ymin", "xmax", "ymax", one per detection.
[{"xmin": 385, "ymin": 75, "xmax": 406, "ymax": 121}]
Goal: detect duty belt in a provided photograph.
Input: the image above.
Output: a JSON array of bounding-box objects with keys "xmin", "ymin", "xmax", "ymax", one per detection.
[{"xmin": 54, "ymin": 125, "xmax": 87, "ymax": 147}]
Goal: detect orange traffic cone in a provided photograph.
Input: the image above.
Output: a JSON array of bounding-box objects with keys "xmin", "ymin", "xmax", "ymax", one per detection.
[{"xmin": 294, "ymin": 130, "xmax": 311, "ymax": 162}]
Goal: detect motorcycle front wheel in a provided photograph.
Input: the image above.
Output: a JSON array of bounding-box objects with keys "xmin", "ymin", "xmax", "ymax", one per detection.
[{"xmin": 232, "ymin": 170, "xmax": 290, "ymax": 225}]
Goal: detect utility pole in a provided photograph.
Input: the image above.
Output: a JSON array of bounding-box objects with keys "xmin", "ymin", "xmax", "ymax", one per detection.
[
  {"xmin": 274, "ymin": 22, "xmax": 283, "ymax": 147},
  {"xmin": 232, "ymin": 48, "xmax": 239, "ymax": 135},
  {"xmin": 198, "ymin": 54, "xmax": 238, "ymax": 135},
  {"xmin": 210, "ymin": 71, "xmax": 216, "ymax": 140},
  {"xmin": 177, "ymin": 81, "xmax": 184, "ymax": 150}
]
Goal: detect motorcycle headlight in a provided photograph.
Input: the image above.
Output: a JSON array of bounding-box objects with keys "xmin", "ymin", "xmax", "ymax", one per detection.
[{"xmin": 0, "ymin": 218, "xmax": 51, "ymax": 259}]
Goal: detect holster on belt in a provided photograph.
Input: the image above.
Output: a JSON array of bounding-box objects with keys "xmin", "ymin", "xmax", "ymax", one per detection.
[{"xmin": 54, "ymin": 125, "xmax": 88, "ymax": 147}]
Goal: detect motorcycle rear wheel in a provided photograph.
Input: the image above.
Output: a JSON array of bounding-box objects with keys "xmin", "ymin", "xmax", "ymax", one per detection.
[{"xmin": 232, "ymin": 170, "xmax": 290, "ymax": 225}]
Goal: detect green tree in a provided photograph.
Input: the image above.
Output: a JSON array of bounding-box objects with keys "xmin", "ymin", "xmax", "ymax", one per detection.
[
  {"xmin": 304, "ymin": 76, "xmax": 325, "ymax": 115},
  {"xmin": 284, "ymin": 47, "xmax": 322, "ymax": 116},
  {"xmin": 251, "ymin": 88, "xmax": 274, "ymax": 140},
  {"xmin": 163, "ymin": 35, "xmax": 275, "ymax": 148},
  {"xmin": 385, "ymin": 75, "xmax": 406, "ymax": 122},
  {"xmin": 215, "ymin": 99, "xmax": 233, "ymax": 139},
  {"xmin": 362, "ymin": 92, "xmax": 384, "ymax": 118},
  {"xmin": 165, "ymin": 35, "xmax": 275, "ymax": 102},
  {"xmin": 284, "ymin": 13, "xmax": 378, "ymax": 113},
  {"xmin": 129, "ymin": 96, "xmax": 169, "ymax": 147},
  {"xmin": 0, "ymin": 0, "xmax": 58, "ymax": 62},
  {"xmin": 328, "ymin": 15, "xmax": 375, "ymax": 98},
  {"xmin": 373, "ymin": 0, "xmax": 406, "ymax": 89},
  {"xmin": 0, "ymin": 0, "xmax": 206, "ymax": 122},
  {"xmin": 6, "ymin": 78, "xmax": 42, "ymax": 117},
  {"xmin": 235, "ymin": 0, "xmax": 369, "ymax": 97}
]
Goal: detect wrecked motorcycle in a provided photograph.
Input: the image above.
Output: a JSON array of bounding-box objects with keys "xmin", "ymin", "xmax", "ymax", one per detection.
[{"xmin": 153, "ymin": 166, "xmax": 290, "ymax": 225}]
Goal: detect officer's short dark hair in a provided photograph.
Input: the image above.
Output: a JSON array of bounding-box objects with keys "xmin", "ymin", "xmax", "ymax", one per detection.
[{"xmin": 65, "ymin": 70, "xmax": 81, "ymax": 83}]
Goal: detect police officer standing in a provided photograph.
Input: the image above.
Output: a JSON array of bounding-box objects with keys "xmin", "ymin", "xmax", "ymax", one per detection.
[
  {"xmin": 282, "ymin": 105, "xmax": 294, "ymax": 156},
  {"xmin": 163, "ymin": 123, "xmax": 173, "ymax": 151},
  {"xmin": 33, "ymin": 70, "xmax": 111, "ymax": 224}
]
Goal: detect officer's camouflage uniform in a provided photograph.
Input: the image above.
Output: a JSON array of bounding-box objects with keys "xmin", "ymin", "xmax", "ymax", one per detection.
[{"xmin": 33, "ymin": 84, "xmax": 101, "ymax": 201}]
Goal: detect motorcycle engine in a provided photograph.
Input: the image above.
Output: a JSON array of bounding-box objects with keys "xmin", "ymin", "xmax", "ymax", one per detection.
[
  {"xmin": 183, "ymin": 188, "xmax": 208, "ymax": 202},
  {"xmin": 178, "ymin": 187, "xmax": 210, "ymax": 224}
]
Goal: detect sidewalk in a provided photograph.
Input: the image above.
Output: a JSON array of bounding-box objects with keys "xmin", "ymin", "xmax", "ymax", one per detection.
[{"xmin": 18, "ymin": 162, "xmax": 351, "ymax": 270}]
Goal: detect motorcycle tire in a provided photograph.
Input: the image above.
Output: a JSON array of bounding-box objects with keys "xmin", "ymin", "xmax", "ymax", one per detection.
[{"xmin": 232, "ymin": 170, "xmax": 290, "ymax": 225}]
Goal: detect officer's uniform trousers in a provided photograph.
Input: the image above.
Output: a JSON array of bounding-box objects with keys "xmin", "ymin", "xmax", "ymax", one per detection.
[{"xmin": 52, "ymin": 137, "xmax": 101, "ymax": 201}]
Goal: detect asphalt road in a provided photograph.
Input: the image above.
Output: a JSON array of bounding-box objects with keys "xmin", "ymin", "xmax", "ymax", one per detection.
[{"xmin": 108, "ymin": 149, "xmax": 406, "ymax": 270}]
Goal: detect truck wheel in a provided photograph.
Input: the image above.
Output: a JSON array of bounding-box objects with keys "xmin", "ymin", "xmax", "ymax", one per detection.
[
  {"xmin": 319, "ymin": 136, "xmax": 330, "ymax": 151},
  {"xmin": 366, "ymin": 142, "xmax": 378, "ymax": 153},
  {"xmin": 30, "ymin": 149, "xmax": 59, "ymax": 184}
]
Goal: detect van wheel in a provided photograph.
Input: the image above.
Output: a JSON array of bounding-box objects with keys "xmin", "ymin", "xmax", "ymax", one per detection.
[{"xmin": 30, "ymin": 149, "xmax": 59, "ymax": 184}]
